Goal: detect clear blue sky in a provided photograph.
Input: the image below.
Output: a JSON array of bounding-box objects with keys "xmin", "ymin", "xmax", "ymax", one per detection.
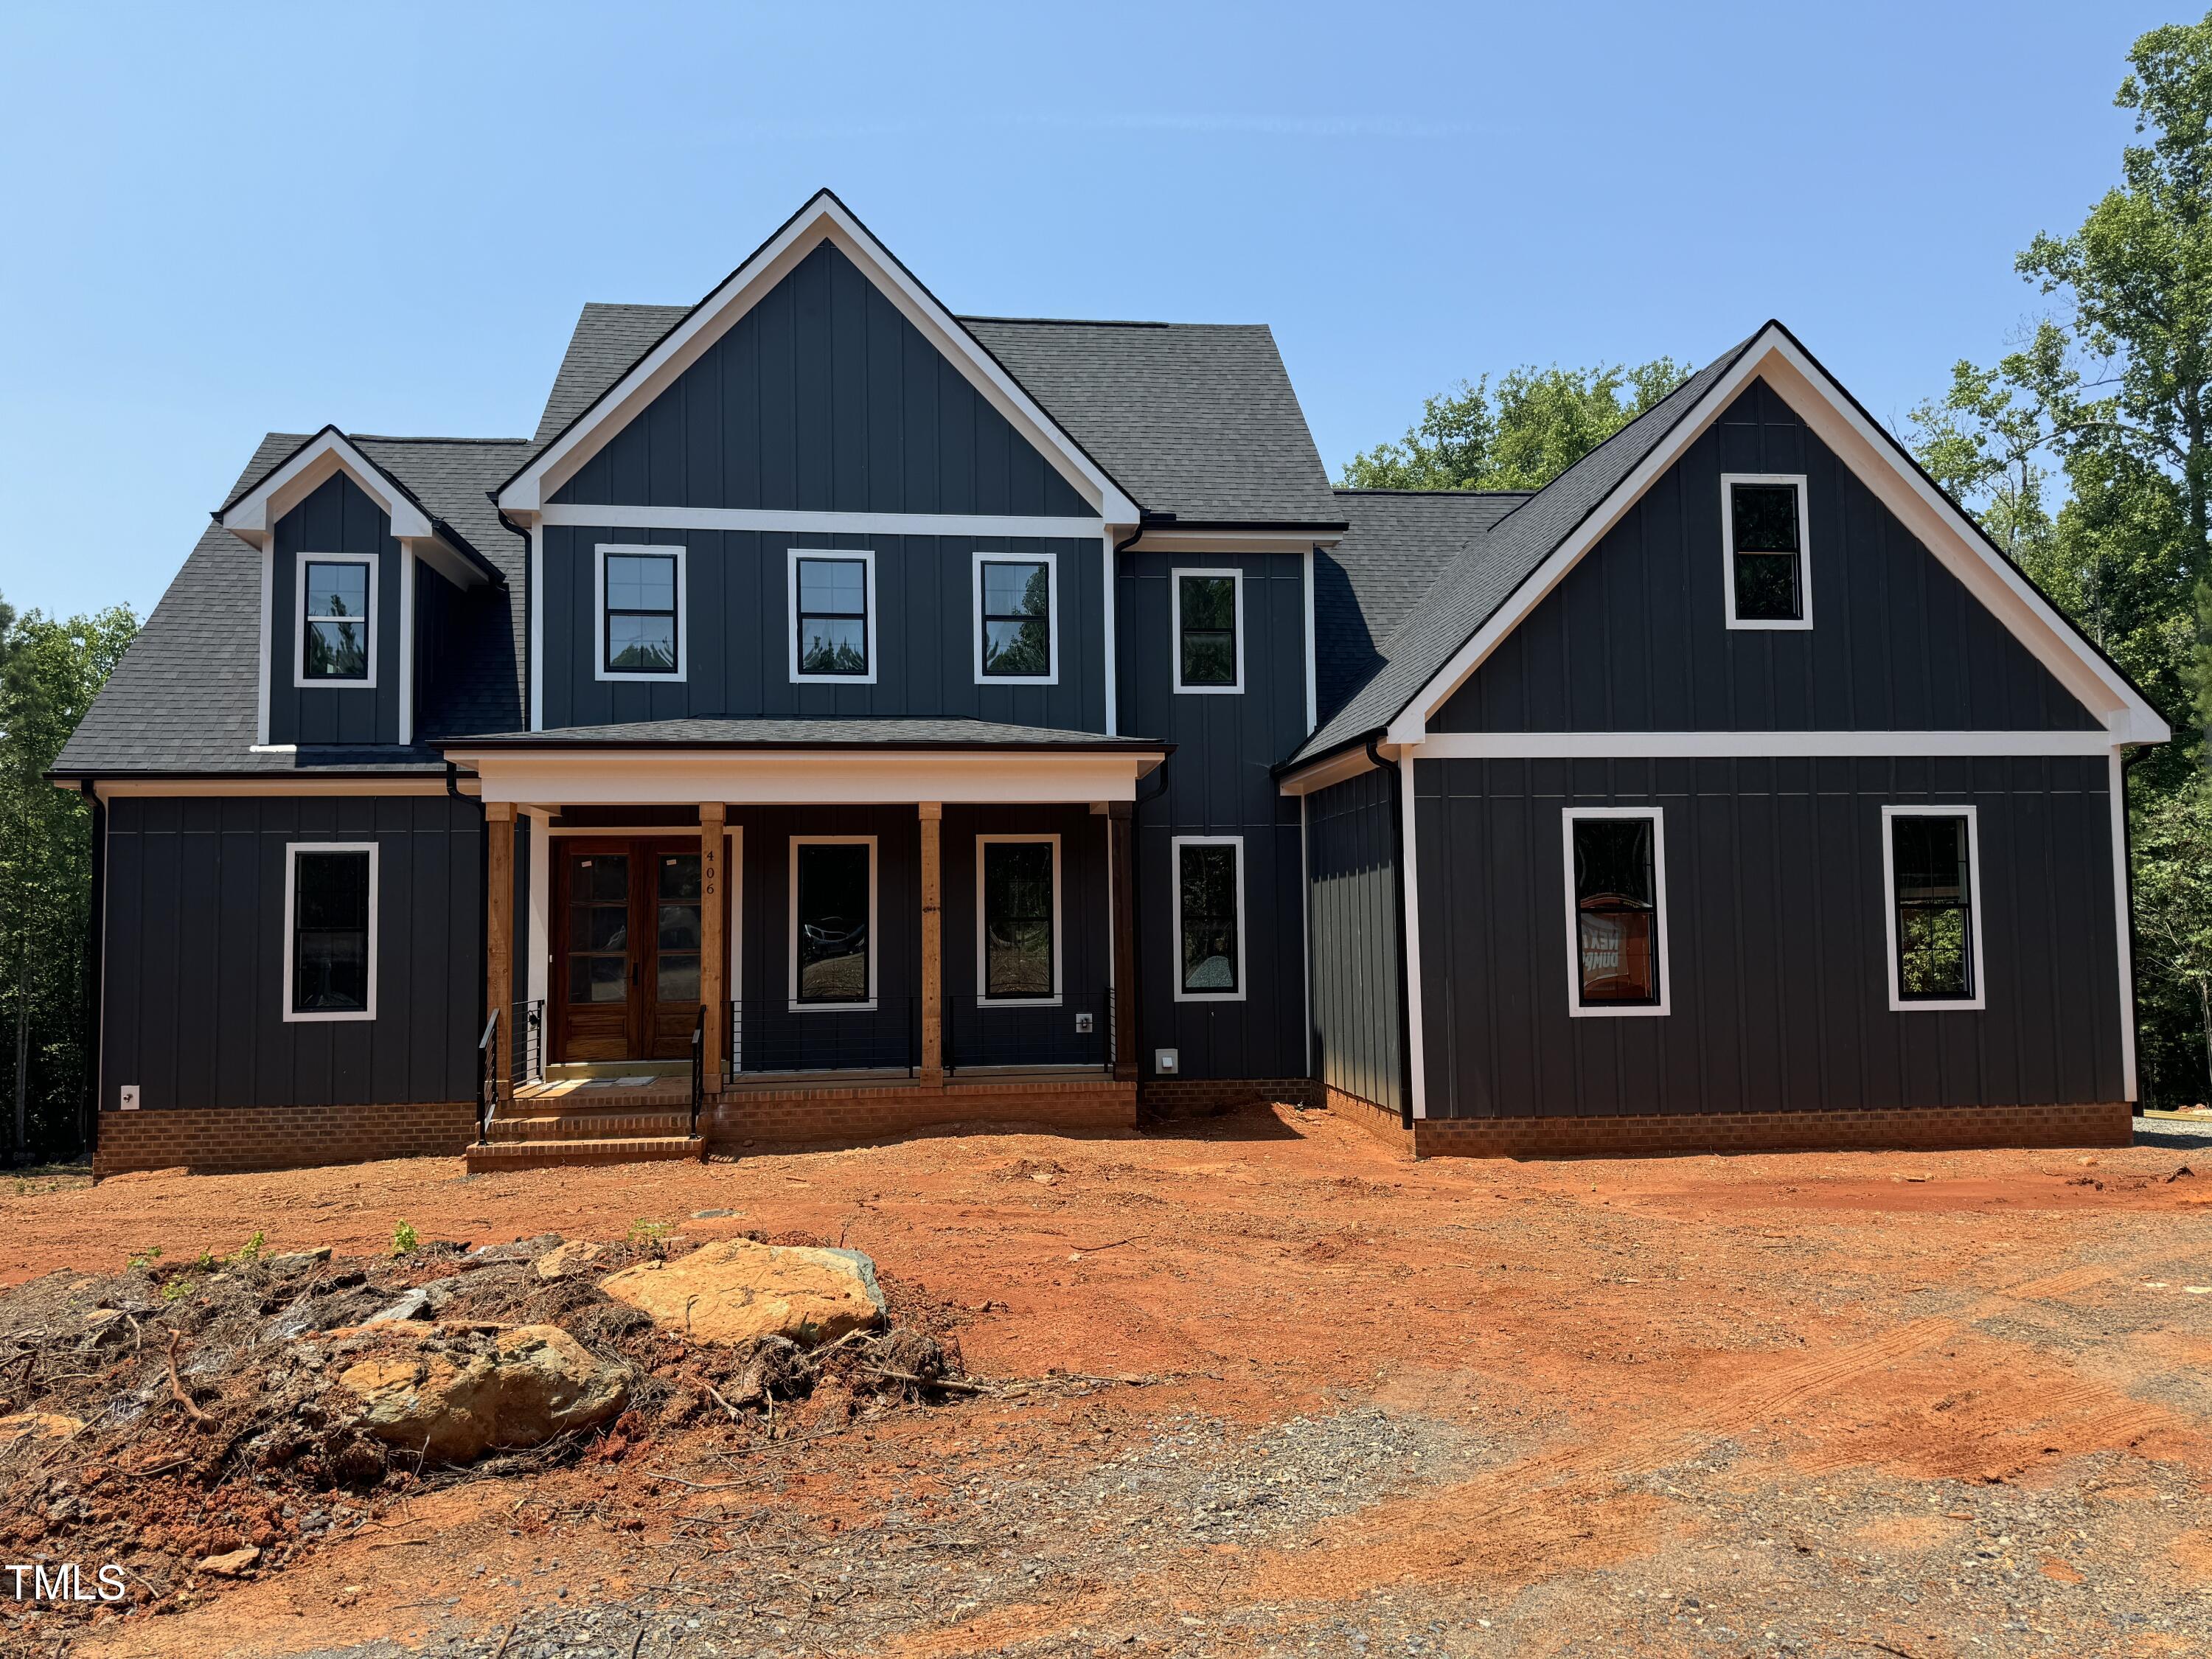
[{"xmin": 0, "ymin": 0, "xmax": 2184, "ymax": 621}]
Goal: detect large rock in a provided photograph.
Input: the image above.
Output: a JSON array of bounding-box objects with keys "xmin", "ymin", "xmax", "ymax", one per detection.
[
  {"xmin": 336, "ymin": 1324, "xmax": 627, "ymax": 1464},
  {"xmin": 597, "ymin": 1239, "xmax": 884, "ymax": 1346}
]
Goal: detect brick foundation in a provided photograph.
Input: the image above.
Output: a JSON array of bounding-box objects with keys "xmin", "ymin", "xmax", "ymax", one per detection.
[
  {"xmin": 1136, "ymin": 1077, "xmax": 1320, "ymax": 1121},
  {"xmin": 1324, "ymin": 1090, "xmax": 2135, "ymax": 1158},
  {"xmin": 93, "ymin": 1100, "xmax": 478, "ymax": 1178},
  {"xmin": 706, "ymin": 1075, "xmax": 1137, "ymax": 1150}
]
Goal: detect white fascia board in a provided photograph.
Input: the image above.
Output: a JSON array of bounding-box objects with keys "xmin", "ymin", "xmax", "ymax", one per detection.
[
  {"xmin": 1276, "ymin": 744, "xmax": 1380, "ymax": 798},
  {"xmin": 501, "ymin": 193, "xmax": 1139, "ymax": 524},
  {"xmin": 221, "ymin": 430, "xmax": 434, "ymax": 546},
  {"xmin": 1412, "ymin": 729, "xmax": 2126, "ymax": 759},
  {"xmin": 92, "ymin": 777, "xmax": 452, "ymax": 799},
  {"xmin": 453, "ymin": 748, "xmax": 1164, "ymax": 807},
  {"xmin": 1385, "ymin": 328, "xmax": 2171, "ymax": 750},
  {"xmin": 540, "ymin": 504, "xmax": 1104, "ymax": 540}
]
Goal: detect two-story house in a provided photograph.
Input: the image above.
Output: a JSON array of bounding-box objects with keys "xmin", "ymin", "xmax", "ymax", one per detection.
[{"xmin": 56, "ymin": 191, "xmax": 2169, "ymax": 1175}]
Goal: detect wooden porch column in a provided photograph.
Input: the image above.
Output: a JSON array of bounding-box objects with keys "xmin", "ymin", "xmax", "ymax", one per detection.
[
  {"xmin": 700, "ymin": 803, "xmax": 727, "ymax": 1093},
  {"xmin": 485, "ymin": 801, "xmax": 515, "ymax": 1103},
  {"xmin": 919, "ymin": 802, "xmax": 944, "ymax": 1085},
  {"xmin": 1107, "ymin": 801, "xmax": 1138, "ymax": 1081}
]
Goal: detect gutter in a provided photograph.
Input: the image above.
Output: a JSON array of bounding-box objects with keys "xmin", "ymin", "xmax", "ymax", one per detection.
[{"xmin": 1368, "ymin": 737, "xmax": 1417, "ymax": 1133}]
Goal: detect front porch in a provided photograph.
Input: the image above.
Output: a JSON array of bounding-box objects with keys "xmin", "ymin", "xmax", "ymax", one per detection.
[{"xmin": 449, "ymin": 724, "xmax": 1162, "ymax": 1169}]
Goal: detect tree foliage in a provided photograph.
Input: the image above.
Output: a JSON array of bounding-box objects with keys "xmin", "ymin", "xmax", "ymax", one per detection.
[
  {"xmin": 0, "ymin": 596, "xmax": 137, "ymax": 1161},
  {"xmin": 1340, "ymin": 359, "xmax": 1688, "ymax": 492}
]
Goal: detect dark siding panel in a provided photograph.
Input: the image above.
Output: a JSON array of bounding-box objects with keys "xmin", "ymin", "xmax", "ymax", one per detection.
[
  {"xmin": 1119, "ymin": 552, "xmax": 1312, "ymax": 1083},
  {"xmin": 1306, "ymin": 768, "xmax": 1401, "ymax": 1116},
  {"xmin": 552, "ymin": 242, "xmax": 1090, "ymax": 518},
  {"xmin": 268, "ymin": 473, "xmax": 404, "ymax": 748},
  {"xmin": 100, "ymin": 793, "xmax": 481, "ymax": 1110},
  {"xmin": 1413, "ymin": 755, "xmax": 2122, "ymax": 1120},
  {"xmin": 1434, "ymin": 379, "xmax": 2102, "ymax": 735}
]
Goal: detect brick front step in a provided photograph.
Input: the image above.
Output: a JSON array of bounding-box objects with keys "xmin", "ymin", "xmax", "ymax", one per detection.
[
  {"xmin": 489, "ymin": 1109, "xmax": 695, "ymax": 1142},
  {"xmin": 464, "ymin": 1135, "xmax": 705, "ymax": 1172}
]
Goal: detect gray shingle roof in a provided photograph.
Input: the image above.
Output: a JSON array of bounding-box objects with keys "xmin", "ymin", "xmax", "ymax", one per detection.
[
  {"xmin": 1293, "ymin": 333, "xmax": 1763, "ymax": 765},
  {"xmin": 527, "ymin": 305, "xmax": 1340, "ymax": 525},
  {"xmin": 56, "ymin": 436, "xmax": 529, "ymax": 776},
  {"xmin": 441, "ymin": 717, "xmax": 1166, "ymax": 751},
  {"xmin": 1317, "ymin": 490, "xmax": 1530, "ymax": 724}
]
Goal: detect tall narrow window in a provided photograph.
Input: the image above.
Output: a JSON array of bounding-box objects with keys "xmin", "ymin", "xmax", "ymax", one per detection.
[
  {"xmin": 285, "ymin": 844, "xmax": 376, "ymax": 1020},
  {"xmin": 793, "ymin": 554, "xmax": 872, "ymax": 680},
  {"xmin": 1885, "ymin": 807, "xmax": 1983, "ymax": 1009},
  {"xmin": 600, "ymin": 549, "xmax": 681, "ymax": 675},
  {"xmin": 1722, "ymin": 474, "xmax": 1810, "ymax": 627},
  {"xmin": 302, "ymin": 558, "xmax": 371, "ymax": 681},
  {"xmin": 979, "ymin": 837, "xmax": 1058, "ymax": 1002},
  {"xmin": 792, "ymin": 838, "xmax": 874, "ymax": 1006},
  {"xmin": 1173, "ymin": 570, "xmax": 1242, "ymax": 692},
  {"xmin": 1172, "ymin": 836, "xmax": 1244, "ymax": 999},
  {"xmin": 977, "ymin": 556, "xmax": 1054, "ymax": 681},
  {"xmin": 1562, "ymin": 809, "xmax": 1669, "ymax": 1015}
]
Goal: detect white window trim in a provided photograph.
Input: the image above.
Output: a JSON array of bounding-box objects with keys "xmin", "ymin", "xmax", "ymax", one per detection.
[
  {"xmin": 971, "ymin": 549, "xmax": 1060, "ymax": 686},
  {"xmin": 975, "ymin": 833, "xmax": 1062, "ymax": 1006},
  {"xmin": 282, "ymin": 841, "xmax": 379, "ymax": 1023},
  {"xmin": 1881, "ymin": 804, "xmax": 1986, "ymax": 1012},
  {"xmin": 1171, "ymin": 566, "xmax": 1245, "ymax": 695},
  {"xmin": 1170, "ymin": 833, "xmax": 1247, "ymax": 1003},
  {"xmin": 293, "ymin": 551, "xmax": 379, "ymax": 689},
  {"xmin": 593, "ymin": 543, "xmax": 687, "ymax": 683},
  {"xmin": 788, "ymin": 548, "xmax": 879, "ymax": 686},
  {"xmin": 788, "ymin": 834, "xmax": 877, "ymax": 1011},
  {"xmin": 1720, "ymin": 472, "xmax": 1813, "ymax": 632},
  {"xmin": 1561, "ymin": 806, "xmax": 1672, "ymax": 1019}
]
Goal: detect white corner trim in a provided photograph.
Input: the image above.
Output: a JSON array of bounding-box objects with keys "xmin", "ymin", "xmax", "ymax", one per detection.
[
  {"xmin": 1299, "ymin": 792, "xmax": 1313, "ymax": 1079},
  {"xmin": 397, "ymin": 551, "xmax": 417, "ymax": 746},
  {"xmin": 222, "ymin": 429, "xmax": 433, "ymax": 546},
  {"xmin": 292, "ymin": 551, "xmax": 379, "ymax": 690},
  {"xmin": 1879, "ymin": 803, "xmax": 1987, "ymax": 1013},
  {"xmin": 1169, "ymin": 833, "xmax": 1248, "ymax": 1003},
  {"xmin": 1399, "ymin": 752, "xmax": 1427, "ymax": 1114},
  {"xmin": 528, "ymin": 523, "xmax": 544, "ymax": 732},
  {"xmin": 256, "ymin": 546, "xmax": 274, "ymax": 746},
  {"xmin": 1388, "ymin": 327, "xmax": 2172, "ymax": 749},
  {"xmin": 1561, "ymin": 804, "xmax": 1672, "ymax": 1019},
  {"xmin": 971, "ymin": 549, "xmax": 1060, "ymax": 686},
  {"xmin": 1171, "ymin": 566, "xmax": 1245, "ymax": 696},
  {"xmin": 787, "ymin": 548, "xmax": 879, "ymax": 686},
  {"xmin": 2109, "ymin": 751, "xmax": 2138, "ymax": 1102},
  {"xmin": 788, "ymin": 833, "xmax": 878, "ymax": 1011},
  {"xmin": 975, "ymin": 832, "xmax": 1062, "ymax": 1006},
  {"xmin": 500, "ymin": 192, "xmax": 1139, "ymax": 522},
  {"xmin": 592, "ymin": 543, "xmax": 688, "ymax": 683},
  {"xmin": 1102, "ymin": 530, "xmax": 1120, "ymax": 737},
  {"xmin": 1413, "ymin": 730, "xmax": 2124, "ymax": 760},
  {"xmin": 1719, "ymin": 472, "xmax": 1813, "ymax": 631},
  {"xmin": 282, "ymin": 841, "xmax": 379, "ymax": 1023},
  {"xmin": 1302, "ymin": 545, "xmax": 1318, "ymax": 734},
  {"xmin": 541, "ymin": 504, "xmax": 1102, "ymax": 540}
]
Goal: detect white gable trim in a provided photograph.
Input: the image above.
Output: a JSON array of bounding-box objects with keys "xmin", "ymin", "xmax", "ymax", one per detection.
[
  {"xmin": 220, "ymin": 429, "xmax": 434, "ymax": 547},
  {"xmin": 1385, "ymin": 327, "xmax": 2171, "ymax": 751},
  {"xmin": 498, "ymin": 192, "xmax": 1141, "ymax": 524}
]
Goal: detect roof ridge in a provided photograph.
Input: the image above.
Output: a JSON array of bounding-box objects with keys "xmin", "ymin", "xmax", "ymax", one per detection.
[
  {"xmin": 353, "ymin": 434, "xmax": 532, "ymax": 446},
  {"xmin": 1332, "ymin": 486, "xmax": 1536, "ymax": 498},
  {"xmin": 961, "ymin": 314, "xmax": 1248, "ymax": 330}
]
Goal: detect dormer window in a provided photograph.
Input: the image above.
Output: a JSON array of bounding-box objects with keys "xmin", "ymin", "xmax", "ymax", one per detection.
[
  {"xmin": 298, "ymin": 554, "xmax": 375, "ymax": 685},
  {"xmin": 1722, "ymin": 474, "xmax": 1811, "ymax": 628},
  {"xmin": 595, "ymin": 544, "xmax": 686, "ymax": 681}
]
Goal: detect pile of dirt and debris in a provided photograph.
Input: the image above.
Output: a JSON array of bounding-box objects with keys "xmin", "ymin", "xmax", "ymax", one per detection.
[{"xmin": 0, "ymin": 1226, "xmax": 963, "ymax": 1628}]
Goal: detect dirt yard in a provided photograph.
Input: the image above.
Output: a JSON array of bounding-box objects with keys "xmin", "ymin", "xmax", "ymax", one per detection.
[{"xmin": 5, "ymin": 1104, "xmax": 2210, "ymax": 1658}]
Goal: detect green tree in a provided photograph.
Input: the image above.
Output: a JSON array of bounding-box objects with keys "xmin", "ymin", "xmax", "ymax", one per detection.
[
  {"xmin": 0, "ymin": 596, "xmax": 137, "ymax": 1161},
  {"xmin": 1341, "ymin": 358, "xmax": 1688, "ymax": 491},
  {"xmin": 2132, "ymin": 771, "xmax": 2212, "ymax": 1104}
]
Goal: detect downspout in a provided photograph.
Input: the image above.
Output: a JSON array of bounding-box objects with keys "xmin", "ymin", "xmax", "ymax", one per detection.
[
  {"xmin": 1367, "ymin": 737, "xmax": 1416, "ymax": 1133},
  {"xmin": 78, "ymin": 781, "xmax": 105, "ymax": 1163},
  {"xmin": 1127, "ymin": 755, "xmax": 1170, "ymax": 1093}
]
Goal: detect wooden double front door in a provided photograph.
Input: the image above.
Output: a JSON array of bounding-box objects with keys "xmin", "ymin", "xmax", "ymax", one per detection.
[{"xmin": 552, "ymin": 838, "xmax": 714, "ymax": 1063}]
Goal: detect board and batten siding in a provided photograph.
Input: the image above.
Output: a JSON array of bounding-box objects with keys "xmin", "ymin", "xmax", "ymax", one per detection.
[
  {"xmin": 550, "ymin": 240, "xmax": 1091, "ymax": 520},
  {"xmin": 1411, "ymin": 756, "xmax": 2124, "ymax": 1121},
  {"xmin": 100, "ymin": 794, "xmax": 482, "ymax": 1112},
  {"xmin": 268, "ymin": 473, "xmax": 406, "ymax": 747},
  {"xmin": 1433, "ymin": 379, "xmax": 2103, "ymax": 735},
  {"xmin": 539, "ymin": 526, "xmax": 1105, "ymax": 731},
  {"xmin": 1117, "ymin": 550, "xmax": 1310, "ymax": 1082},
  {"xmin": 1305, "ymin": 767, "xmax": 1403, "ymax": 1119}
]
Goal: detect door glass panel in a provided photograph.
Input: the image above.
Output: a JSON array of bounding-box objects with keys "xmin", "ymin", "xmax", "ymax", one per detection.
[
  {"xmin": 656, "ymin": 854, "xmax": 703, "ymax": 1000},
  {"xmin": 657, "ymin": 954, "xmax": 700, "ymax": 1001},
  {"xmin": 566, "ymin": 854, "xmax": 630, "ymax": 1006}
]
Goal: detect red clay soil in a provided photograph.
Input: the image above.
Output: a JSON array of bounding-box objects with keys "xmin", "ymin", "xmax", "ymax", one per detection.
[{"xmin": 8, "ymin": 1103, "xmax": 2211, "ymax": 1657}]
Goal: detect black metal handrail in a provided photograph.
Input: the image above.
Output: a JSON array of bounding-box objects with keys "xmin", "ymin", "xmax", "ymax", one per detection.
[
  {"xmin": 510, "ymin": 999, "xmax": 544, "ymax": 1088},
  {"xmin": 475, "ymin": 1009, "xmax": 499, "ymax": 1144},
  {"xmin": 946, "ymin": 987, "xmax": 1114, "ymax": 1074},
  {"xmin": 689, "ymin": 1006, "xmax": 705, "ymax": 1138},
  {"xmin": 727, "ymin": 997, "xmax": 919, "ymax": 1078}
]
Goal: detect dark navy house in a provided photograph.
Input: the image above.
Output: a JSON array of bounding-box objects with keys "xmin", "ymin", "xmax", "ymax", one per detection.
[{"xmin": 56, "ymin": 192, "xmax": 2169, "ymax": 1175}]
